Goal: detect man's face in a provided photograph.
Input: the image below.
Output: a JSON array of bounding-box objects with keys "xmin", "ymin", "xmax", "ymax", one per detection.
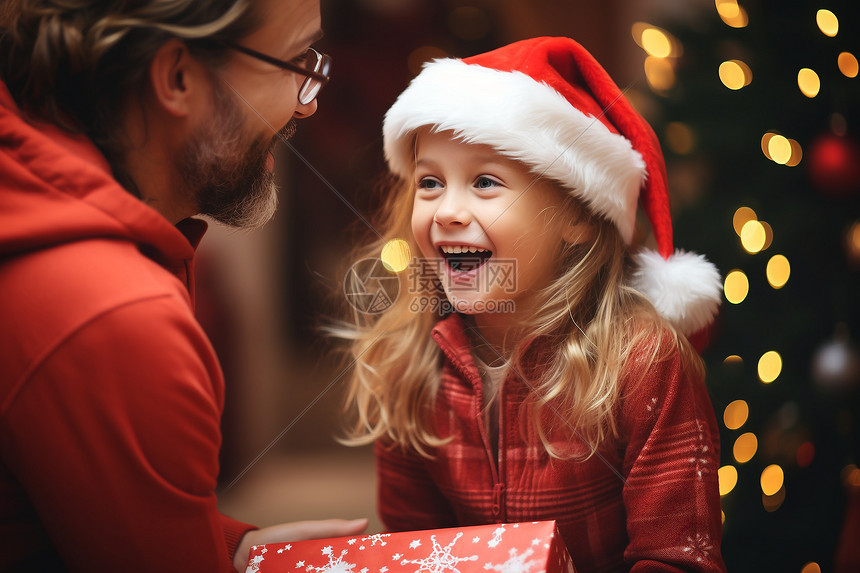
[
  {"xmin": 183, "ymin": 0, "xmax": 323, "ymax": 227},
  {"xmin": 179, "ymin": 80, "xmax": 290, "ymax": 228}
]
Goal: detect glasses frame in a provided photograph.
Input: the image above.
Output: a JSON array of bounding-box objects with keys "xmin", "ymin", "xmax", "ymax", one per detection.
[{"xmin": 222, "ymin": 41, "xmax": 331, "ymax": 104}]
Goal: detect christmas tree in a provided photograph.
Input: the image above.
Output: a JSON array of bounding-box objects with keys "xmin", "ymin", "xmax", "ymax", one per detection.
[{"xmin": 634, "ymin": 1, "xmax": 860, "ymax": 570}]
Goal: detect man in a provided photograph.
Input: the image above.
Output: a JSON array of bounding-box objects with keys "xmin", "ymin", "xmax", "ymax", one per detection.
[{"xmin": 0, "ymin": 0, "xmax": 365, "ymax": 570}]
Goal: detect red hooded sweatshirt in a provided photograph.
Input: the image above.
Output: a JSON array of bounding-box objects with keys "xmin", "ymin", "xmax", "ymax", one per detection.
[{"xmin": 0, "ymin": 82, "xmax": 255, "ymax": 570}]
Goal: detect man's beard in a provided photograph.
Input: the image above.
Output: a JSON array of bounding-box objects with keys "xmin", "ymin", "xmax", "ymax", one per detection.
[{"xmin": 179, "ymin": 81, "xmax": 296, "ymax": 228}]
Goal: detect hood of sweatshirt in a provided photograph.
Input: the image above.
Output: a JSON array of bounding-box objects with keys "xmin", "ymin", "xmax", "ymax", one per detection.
[{"xmin": 0, "ymin": 81, "xmax": 205, "ymax": 272}]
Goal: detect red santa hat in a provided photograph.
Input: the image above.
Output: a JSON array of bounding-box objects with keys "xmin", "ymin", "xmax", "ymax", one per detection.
[{"xmin": 383, "ymin": 36, "xmax": 722, "ymax": 337}]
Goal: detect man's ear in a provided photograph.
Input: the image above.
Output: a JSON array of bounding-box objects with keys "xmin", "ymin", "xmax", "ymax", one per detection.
[{"xmin": 148, "ymin": 39, "xmax": 201, "ymax": 117}]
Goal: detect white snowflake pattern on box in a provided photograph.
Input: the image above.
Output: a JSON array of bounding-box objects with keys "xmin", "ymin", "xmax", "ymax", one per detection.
[{"xmin": 246, "ymin": 521, "xmax": 576, "ymax": 573}]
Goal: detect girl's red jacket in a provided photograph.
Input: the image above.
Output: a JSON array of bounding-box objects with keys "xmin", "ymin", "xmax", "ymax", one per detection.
[{"xmin": 376, "ymin": 313, "xmax": 727, "ymax": 573}]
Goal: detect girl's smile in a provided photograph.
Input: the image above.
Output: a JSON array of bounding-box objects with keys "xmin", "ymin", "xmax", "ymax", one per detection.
[{"xmin": 410, "ymin": 128, "xmax": 572, "ymax": 330}]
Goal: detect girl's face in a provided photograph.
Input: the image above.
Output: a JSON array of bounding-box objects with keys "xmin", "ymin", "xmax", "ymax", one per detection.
[{"xmin": 411, "ymin": 129, "xmax": 574, "ymax": 327}]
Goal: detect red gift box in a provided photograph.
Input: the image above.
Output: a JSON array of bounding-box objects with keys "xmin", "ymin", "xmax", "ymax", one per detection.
[{"xmin": 246, "ymin": 521, "xmax": 575, "ymax": 573}]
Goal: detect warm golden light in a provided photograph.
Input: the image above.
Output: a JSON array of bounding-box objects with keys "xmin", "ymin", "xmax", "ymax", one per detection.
[
  {"xmin": 719, "ymin": 465, "xmax": 738, "ymax": 496},
  {"xmin": 381, "ymin": 239, "xmax": 411, "ymax": 273},
  {"xmin": 644, "ymin": 56, "xmax": 676, "ymax": 91},
  {"xmin": 741, "ymin": 220, "xmax": 766, "ymax": 253},
  {"xmin": 760, "ymin": 133, "xmax": 776, "ymax": 161},
  {"xmin": 758, "ymin": 350, "xmax": 783, "ymax": 383},
  {"xmin": 763, "ymin": 485, "xmax": 786, "ymax": 512},
  {"xmin": 724, "ymin": 399, "xmax": 749, "ymax": 430},
  {"xmin": 665, "ymin": 122, "xmax": 695, "ymax": 154},
  {"xmin": 766, "ymin": 254, "xmax": 790, "ymax": 288},
  {"xmin": 733, "ymin": 206, "xmax": 757, "ymax": 235},
  {"xmin": 719, "ymin": 60, "xmax": 752, "ymax": 90},
  {"xmin": 724, "ymin": 270, "xmax": 749, "ymax": 304},
  {"xmin": 842, "ymin": 464, "xmax": 860, "ymax": 486},
  {"xmin": 838, "ymin": 52, "xmax": 859, "ymax": 78},
  {"xmin": 642, "ymin": 28, "xmax": 672, "ymax": 58},
  {"xmin": 801, "ymin": 563, "xmax": 822, "ymax": 573},
  {"xmin": 816, "ymin": 9, "xmax": 839, "ymax": 37},
  {"xmin": 761, "ymin": 464, "xmax": 784, "ymax": 496},
  {"xmin": 715, "ymin": 0, "xmax": 748, "ymax": 28},
  {"xmin": 768, "ymin": 134, "xmax": 792, "ymax": 164},
  {"xmin": 848, "ymin": 222, "xmax": 860, "ymax": 262},
  {"xmin": 786, "ymin": 138, "xmax": 803, "ymax": 167},
  {"xmin": 733, "ymin": 432, "xmax": 758, "ymax": 463},
  {"xmin": 798, "ymin": 68, "xmax": 821, "ymax": 98},
  {"xmin": 724, "ymin": 355, "xmax": 743, "ymax": 364},
  {"xmin": 760, "ymin": 221, "xmax": 773, "ymax": 250}
]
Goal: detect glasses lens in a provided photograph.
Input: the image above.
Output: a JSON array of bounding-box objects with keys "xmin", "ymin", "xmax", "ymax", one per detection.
[{"xmin": 297, "ymin": 50, "xmax": 329, "ymax": 105}]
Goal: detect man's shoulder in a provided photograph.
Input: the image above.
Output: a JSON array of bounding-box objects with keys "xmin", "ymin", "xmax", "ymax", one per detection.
[{"xmin": 0, "ymin": 237, "xmax": 197, "ymax": 368}]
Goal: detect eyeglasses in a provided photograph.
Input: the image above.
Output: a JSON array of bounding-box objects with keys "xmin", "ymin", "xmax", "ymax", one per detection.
[{"xmin": 223, "ymin": 41, "xmax": 332, "ymax": 105}]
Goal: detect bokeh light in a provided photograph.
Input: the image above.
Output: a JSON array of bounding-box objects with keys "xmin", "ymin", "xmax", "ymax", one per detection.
[
  {"xmin": 786, "ymin": 138, "xmax": 803, "ymax": 167},
  {"xmin": 838, "ymin": 52, "xmax": 859, "ymax": 78},
  {"xmin": 766, "ymin": 254, "xmax": 790, "ymax": 289},
  {"xmin": 724, "ymin": 355, "xmax": 743, "ymax": 365},
  {"xmin": 796, "ymin": 441, "xmax": 815, "ymax": 467},
  {"xmin": 801, "ymin": 563, "xmax": 822, "ymax": 573},
  {"xmin": 816, "ymin": 9, "xmax": 839, "ymax": 37},
  {"xmin": 724, "ymin": 399, "xmax": 749, "ymax": 430},
  {"xmin": 644, "ymin": 56, "xmax": 676, "ymax": 91},
  {"xmin": 761, "ymin": 464, "xmax": 784, "ymax": 496},
  {"xmin": 665, "ymin": 122, "xmax": 695, "ymax": 154},
  {"xmin": 842, "ymin": 464, "xmax": 860, "ymax": 487},
  {"xmin": 763, "ymin": 485, "xmax": 786, "ymax": 512},
  {"xmin": 724, "ymin": 270, "xmax": 749, "ymax": 304},
  {"xmin": 719, "ymin": 60, "xmax": 752, "ymax": 90},
  {"xmin": 760, "ymin": 133, "xmax": 776, "ymax": 161},
  {"xmin": 741, "ymin": 220, "xmax": 766, "ymax": 253},
  {"xmin": 641, "ymin": 28, "xmax": 672, "ymax": 58},
  {"xmin": 758, "ymin": 350, "xmax": 783, "ymax": 383},
  {"xmin": 733, "ymin": 206, "xmax": 757, "ymax": 235},
  {"xmin": 733, "ymin": 432, "xmax": 758, "ymax": 463},
  {"xmin": 768, "ymin": 134, "xmax": 793, "ymax": 164},
  {"xmin": 760, "ymin": 221, "xmax": 774, "ymax": 250},
  {"xmin": 848, "ymin": 222, "xmax": 860, "ymax": 263},
  {"xmin": 797, "ymin": 68, "xmax": 821, "ymax": 98},
  {"xmin": 380, "ymin": 239, "xmax": 411, "ymax": 273},
  {"xmin": 715, "ymin": 0, "xmax": 749, "ymax": 28},
  {"xmin": 719, "ymin": 465, "xmax": 738, "ymax": 496}
]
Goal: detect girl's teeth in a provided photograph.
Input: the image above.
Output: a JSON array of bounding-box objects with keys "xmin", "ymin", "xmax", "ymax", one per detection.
[{"xmin": 441, "ymin": 245, "xmax": 488, "ymax": 254}]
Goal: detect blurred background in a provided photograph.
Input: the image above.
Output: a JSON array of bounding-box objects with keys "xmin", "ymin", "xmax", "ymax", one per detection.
[{"xmin": 208, "ymin": 0, "xmax": 860, "ymax": 571}]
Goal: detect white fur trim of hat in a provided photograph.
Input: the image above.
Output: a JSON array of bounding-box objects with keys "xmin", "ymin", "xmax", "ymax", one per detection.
[{"xmin": 382, "ymin": 37, "xmax": 722, "ymax": 338}]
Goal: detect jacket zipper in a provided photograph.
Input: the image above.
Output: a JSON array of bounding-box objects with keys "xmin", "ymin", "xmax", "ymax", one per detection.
[{"xmin": 433, "ymin": 328, "xmax": 507, "ymax": 521}]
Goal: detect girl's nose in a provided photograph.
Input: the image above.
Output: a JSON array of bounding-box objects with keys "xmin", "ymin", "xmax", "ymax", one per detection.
[{"xmin": 433, "ymin": 193, "xmax": 472, "ymax": 227}]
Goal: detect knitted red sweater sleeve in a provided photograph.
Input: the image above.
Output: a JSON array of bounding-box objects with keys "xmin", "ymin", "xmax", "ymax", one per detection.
[{"xmin": 620, "ymin": 342, "xmax": 726, "ymax": 572}]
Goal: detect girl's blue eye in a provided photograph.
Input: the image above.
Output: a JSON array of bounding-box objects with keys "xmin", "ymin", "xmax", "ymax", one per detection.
[
  {"xmin": 475, "ymin": 176, "xmax": 499, "ymax": 189},
  {"xmin": 418, "ymin": 177, "xmax": 443, "ymax": 189}
]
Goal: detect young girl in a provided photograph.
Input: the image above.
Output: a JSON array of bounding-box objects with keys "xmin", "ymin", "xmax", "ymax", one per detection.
[{"xmin": 340, "ymin": 37, "xmax": 725, "ymax": 572}]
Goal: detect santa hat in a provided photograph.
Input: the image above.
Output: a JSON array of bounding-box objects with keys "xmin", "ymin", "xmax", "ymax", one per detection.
[{"xmin": 383, "ymin": 36, "xmax": 722, "ymax": 337}]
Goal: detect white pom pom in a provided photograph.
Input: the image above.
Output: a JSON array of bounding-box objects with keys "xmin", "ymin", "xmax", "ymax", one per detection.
[{"xmin": 631, "ymin": 249, "xmax": 723, "ymax": 335}]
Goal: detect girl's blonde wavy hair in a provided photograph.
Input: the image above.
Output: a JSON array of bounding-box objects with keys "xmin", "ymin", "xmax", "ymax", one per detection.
[
  {"xmin": 1, "ymin": 0, "xmax": 256, "ymax": 189},
  {"xmin": 337, "ymin": 157, "xmax": 704, "ymax": 460}
]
